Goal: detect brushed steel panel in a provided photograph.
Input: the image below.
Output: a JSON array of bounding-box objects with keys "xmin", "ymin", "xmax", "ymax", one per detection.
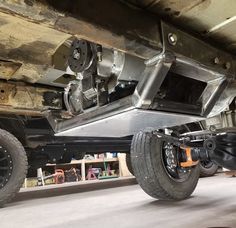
[{"xmin": 55, "ymin": 109, "xmax": 203, "ymax": 137}]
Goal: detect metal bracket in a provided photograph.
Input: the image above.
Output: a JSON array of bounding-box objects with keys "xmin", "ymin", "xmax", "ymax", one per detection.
[
  {"xmin": 161, "ymin": 22, "xmax": 235, "ymax": 78},
  {"xmin": 133, "ymin": 52, "xmax": 175, "ymax": 109},
  {"xmin": 158, "ymin": 22, "xmax": 234, "ymax": 117},
  {"xmin": 48, "ymin": 21, "xmax": 236, "ymax": 137}
]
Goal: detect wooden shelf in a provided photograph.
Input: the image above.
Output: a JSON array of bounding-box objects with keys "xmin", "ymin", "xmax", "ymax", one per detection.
[
  {"xmin": 46, "ymin": 158, "xmax": 119, "ymax": 181},
  {"xmin": 25, "ymin": 155, "xmax": 132, "ymax": 188},
  {"xmin": 46, "ymin": 158, "xmax": 118, "ymax": 167},
  {"xmin": 81, "ymin": 158, "xmax": 118, "ymax": 164}
]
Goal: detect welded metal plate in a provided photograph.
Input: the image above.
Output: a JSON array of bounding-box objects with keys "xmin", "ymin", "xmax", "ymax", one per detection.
[{"xmin": 55, "ymin": 109, "xmax": 204, "ymax": 137}]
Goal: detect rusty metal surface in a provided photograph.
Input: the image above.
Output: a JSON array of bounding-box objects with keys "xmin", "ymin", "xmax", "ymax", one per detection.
[
  {"xmin": 125, "ymin": 0, "xmax": 236, "ymax": 55},
  {"xmin": 0, "ymin": 0, "xmax": 236, "ymax": 68},
  {"xmin": 125, "ymin": 0, "xmax": 207, "ymax": 16},
  {"xmin": 0, "ymin": 11, "xmax": 71, "ymax": 83},
  {"xmin": 0, "ymin": 0, "xmax": 235, "ymax": 118},
  {"xmin": 0, "ymin": 81, "xmax": 62, "ymax": 115},
  {"xmin": 0, "ymin": 0, "xmax": 163, "ymax": 85},
  {"xmin": 0, "ymin": 60, "xmax": 21, "ymax": 79},
  {"xmin": 0, "ymin": 0, "xmax": 235, "ymax": 85},
  {"xmin": 0, "ymin": 0, "xmax": 162, "ymax": 58}
]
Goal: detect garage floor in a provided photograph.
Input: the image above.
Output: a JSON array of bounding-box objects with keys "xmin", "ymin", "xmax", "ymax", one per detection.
[{"xmin": 1, "ymin": 175, "xmax": 236, "ymax": 228}]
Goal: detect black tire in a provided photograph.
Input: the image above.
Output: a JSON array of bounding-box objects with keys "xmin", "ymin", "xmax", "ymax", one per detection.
[
  {"xmin": 126, "ymin": 154, "xmax": 134, "ymax": 176},
  {"xmin": 0, "ymin": 129, "xmax": 28, "ymax": 206},
  {"xmin": 200, "ymin": 161, "xmax": 218, "ymax": 177},
  {"xmin": 131, "ymin": 131, "xmax": 200, "ymax": 201}
]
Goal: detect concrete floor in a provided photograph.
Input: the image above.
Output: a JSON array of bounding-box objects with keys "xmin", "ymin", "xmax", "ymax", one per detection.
[{"xmin": 1, "ymin": 175, "xmax": 236, "ymax": 228}]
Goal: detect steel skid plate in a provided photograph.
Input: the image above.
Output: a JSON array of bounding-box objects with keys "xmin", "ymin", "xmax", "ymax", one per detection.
[
  {"xmin": 55, "ymin": 108, "xmax": 203, "ymax": 137},
  {"xmin": 52, "ymin": 21, "xmax": 235, "ymax": 138}
]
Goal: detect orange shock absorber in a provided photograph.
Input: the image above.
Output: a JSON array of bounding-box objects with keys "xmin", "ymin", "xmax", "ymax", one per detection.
[{"xmin": 180, "ymin": 146, "xmax": 199, "ymax": 168}]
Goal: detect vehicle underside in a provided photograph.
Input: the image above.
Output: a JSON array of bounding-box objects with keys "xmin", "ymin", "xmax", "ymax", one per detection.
[{"xmin": 0, "ymin": 0, "xmax": 236, "ymax": 205}]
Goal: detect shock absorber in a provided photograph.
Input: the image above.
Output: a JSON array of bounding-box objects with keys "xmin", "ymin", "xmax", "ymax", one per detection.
[
  {"xmin": 179, "ymin": 146, "xmax": 208, "ymax": 168},
  {"xmin": 180, "ymin": 131, "xmax": 236, "ymax": 170}
]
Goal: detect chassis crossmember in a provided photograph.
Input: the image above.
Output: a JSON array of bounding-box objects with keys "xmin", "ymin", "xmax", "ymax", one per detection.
[{"xmin": 49, "ymin": 22, "xmax": 236, "ymax": 138}]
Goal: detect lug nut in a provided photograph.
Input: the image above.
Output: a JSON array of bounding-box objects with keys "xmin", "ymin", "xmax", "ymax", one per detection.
[{"xmin": 73, "ymin": 48, "xmax": 81, "ymax": 60}]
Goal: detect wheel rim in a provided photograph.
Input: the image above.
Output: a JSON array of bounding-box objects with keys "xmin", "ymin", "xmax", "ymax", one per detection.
[
  {"xmin": 162, "ymin": 141, "xmax": 191, "ymax": 182},
  {"xmin": 0, "ymin": 146, "xmax": 13, "ymax": 189}
]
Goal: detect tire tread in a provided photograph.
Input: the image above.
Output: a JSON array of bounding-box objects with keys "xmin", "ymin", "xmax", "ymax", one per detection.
[
  {"xmin": 0, "ymin": 129, "xmax": 28, "ymax": 207},
  {"xmin": 131, "ymin": 131, "xmax": 199, "ymax": 200}
]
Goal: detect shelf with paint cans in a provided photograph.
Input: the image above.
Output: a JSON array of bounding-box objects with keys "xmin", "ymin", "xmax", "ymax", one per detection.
[{"xmin": 24, "ymin": 153, "xmax": 132, "ymax": 188}]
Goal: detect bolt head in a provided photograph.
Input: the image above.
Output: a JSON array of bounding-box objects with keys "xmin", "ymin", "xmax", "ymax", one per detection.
[
  {"xmin": 214, "ymin": 57, "xmax": 220, "ymax": 64},
  {"xmin": 224, "ymin": 62, "xmax": 231, "ymax": 70},
  {"xmin": 168, "ymin": 33, "xmax": 178, "ymax": 45}
]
